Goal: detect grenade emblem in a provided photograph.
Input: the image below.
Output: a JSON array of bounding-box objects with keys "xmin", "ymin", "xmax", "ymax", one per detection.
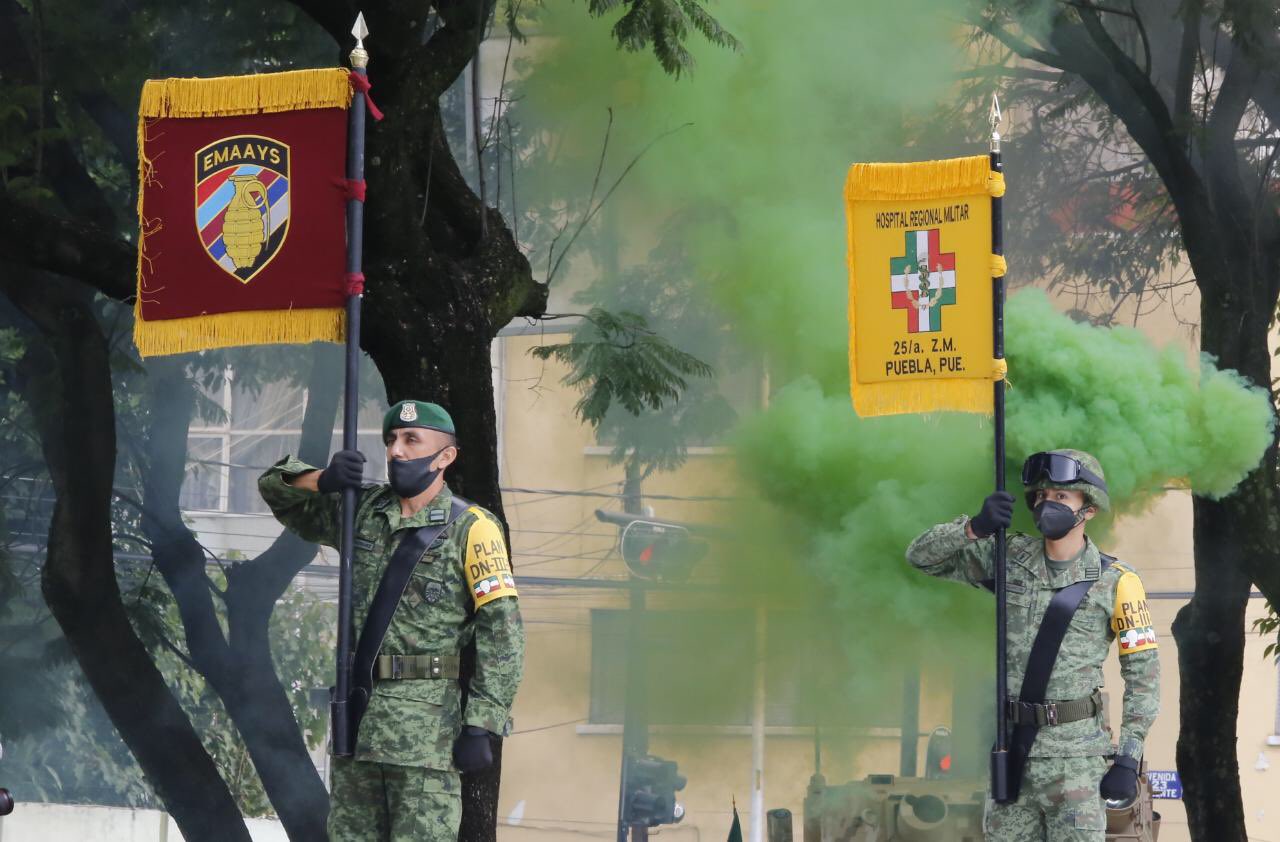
[
  {"xmin": 194, "ymin": 135, "xmax": 292, "ymax": 283},
  {"xmin": 222, "ymin": 176, "xmax": 270, "ymax": 269}
]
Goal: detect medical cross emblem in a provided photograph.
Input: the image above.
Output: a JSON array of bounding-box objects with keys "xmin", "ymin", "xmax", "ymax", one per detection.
[{"xmin": 890, "ymin": 228, "xmax": 956, "ymax": 333}]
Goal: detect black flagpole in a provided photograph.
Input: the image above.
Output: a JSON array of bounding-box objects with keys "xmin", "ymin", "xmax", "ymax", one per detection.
[
  {"xmin": 333, "ymin": 11, "xmax": 370, "ymax": 759},
  {"xmin": 989, "ymin": 93, "xmax": 1010, "ymax": 803}
]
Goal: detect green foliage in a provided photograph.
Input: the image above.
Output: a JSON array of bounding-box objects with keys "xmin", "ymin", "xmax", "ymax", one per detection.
[
  {"xmin": 0, "ymin": 326, "xmax": 71, "ymax": 745},
  {"xmin": 119, "ymin": 566, "xmax": 334, "ymax": 817},
  {"xmin": 531, "ymin": 306, "xmax": 712, "ymax": 424},
  {"xmin": 587, "ymin": 0, "xmax": 741, "ymax": 76},
  {"xmin": 1255, "ymin": 605, "xmax": 1280, "ymax": 661},
  {"xmin": 0, "ymin": 323, "xmax": 156, "ymax": 806},
  {"xmin": 0, "ymin": 666, "xmax": 157, "ymax": 809},
  {"xmin": 507, "ymin": 0, "xmax": 742, "ymax": 76},
  {"xmin": 2, "ymin": 297, "xmax": 335, "ymax": 816}
]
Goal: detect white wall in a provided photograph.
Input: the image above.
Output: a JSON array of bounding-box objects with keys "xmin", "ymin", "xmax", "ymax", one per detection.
[{"xmin": 0, "ymin": 804, "xmax": 286, "ymax": 842}]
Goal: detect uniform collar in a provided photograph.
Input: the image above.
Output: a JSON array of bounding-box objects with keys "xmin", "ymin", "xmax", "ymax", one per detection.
[
  {"xmin": 1039, "ymin": 534, "xmax": 1102, "ymax": 587},
  {"xmin": 374, "ymin": 482, "xmax": 453, "ymax": 531}
]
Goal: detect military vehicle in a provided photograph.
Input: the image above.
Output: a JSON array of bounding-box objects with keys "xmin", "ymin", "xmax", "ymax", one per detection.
[
  {"xmin": 800, "ymin": 763, "xmax": 1159, "ymax": 841},
  {"xmin": 787, "ymin": 680, "xmax": 1159, "ymax": 842}
]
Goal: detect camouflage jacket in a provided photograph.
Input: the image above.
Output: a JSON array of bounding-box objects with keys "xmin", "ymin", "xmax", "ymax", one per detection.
[
  {"xmin": 259, "ymin": 457, "xmax": 525, "ymax": 770},
  {"xmin": 906, "ymin": 518, "xmax": 1159, "ymax": 759}
]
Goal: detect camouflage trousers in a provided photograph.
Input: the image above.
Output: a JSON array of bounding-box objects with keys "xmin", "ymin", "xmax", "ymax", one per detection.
[
  {"xmin": 329, "ymin": 756, "xmax": 461, "ymax": 842},
  {"xmin": 984, "ymin": 755, "xmax": 1108, "ymax": 841}
]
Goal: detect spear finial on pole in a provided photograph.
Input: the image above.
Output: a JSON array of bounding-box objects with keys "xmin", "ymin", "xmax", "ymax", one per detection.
[
  {"xmin": 351, "ymin": 12, "xmax": 370, "ymax": 69},
  {"xmin": 333, "ymin": 8, "xmax": 372, "ymax": 759},
  {"xmin": 990, "ymin": 92, "xmax": 1003, "ymax": 154}
]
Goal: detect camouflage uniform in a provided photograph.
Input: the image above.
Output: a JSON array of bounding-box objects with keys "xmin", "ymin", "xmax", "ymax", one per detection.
[
  {"xmin": 906, "ymin": 522, "xmax": 1160, "ymax": 841},
  {"xmin": 260, "ymin": 459, "xmax": 525, "ymax": 842}
]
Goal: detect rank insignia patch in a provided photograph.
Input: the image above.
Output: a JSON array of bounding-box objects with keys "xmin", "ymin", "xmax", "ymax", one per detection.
[{"xmin": 195, "ymin": 135, "xmax": 291, "ymax": 283}]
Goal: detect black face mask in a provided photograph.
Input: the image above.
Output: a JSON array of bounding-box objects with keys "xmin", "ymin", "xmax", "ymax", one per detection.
[
  {"xmin": 388, "ymin": 447, "xmax": 447, "ymax": 498},
  {"xmin": 1033, "ymin": 500, "xmax": 1088, "ymax": 540}
]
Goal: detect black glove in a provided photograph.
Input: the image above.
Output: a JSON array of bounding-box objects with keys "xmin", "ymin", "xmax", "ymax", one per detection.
[
  {"xmin": 1100, "ymin": 755, "xmax": 1139, "ymax": 802},
  {"xmin": 970, "ymin": 491, "xmax": 1015, "ymax": 538},
  {"xmin": 452, "ymin": 725, "xmax": 494, "ymax": 773},
  {"xmin": 316, "ymin": 450, "xmax": 365, "ymax": 494}
]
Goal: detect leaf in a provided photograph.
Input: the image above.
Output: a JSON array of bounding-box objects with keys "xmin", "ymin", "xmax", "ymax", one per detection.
[{"xmin": 586, "ymin": 0, "xmax": 738, "ymax": 76}]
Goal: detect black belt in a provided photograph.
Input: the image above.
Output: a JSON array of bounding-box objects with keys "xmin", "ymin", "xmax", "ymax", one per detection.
[
  {"xmin": 375, "ymin": 654, "xmax": 460, "ymax": 680},
  {"xmin": 1008, "ymin": 689, "xmax": 1102, "ymax": 726}
]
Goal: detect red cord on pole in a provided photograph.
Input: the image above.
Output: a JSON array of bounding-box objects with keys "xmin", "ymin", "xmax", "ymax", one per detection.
[
  {"xmin": 348, "ymin": 72, "xmax": 385, "ymax": 122},
  {"xmin": 344, "ymin": 272, "xmax": 365, "ymax": 295},
  {"xmin": 334, "ymin": 178, "xmax": 367, "ymax": 202}
]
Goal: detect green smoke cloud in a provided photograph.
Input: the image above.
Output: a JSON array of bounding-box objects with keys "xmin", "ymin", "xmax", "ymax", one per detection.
[
  {"xmin": 726, "ymin": 288, "xmax": 1272, "ymax": 749},
  {"xmin": 516, "ymin": 0, "xmax": 973, "ymax": 386},
  {"xmin": 1005, "ymin": 290, "xmax": 1275, "ymax": 505},
  {"xmin": 513, "ymin": 0, "xmax": 1274, "ymax": 765},
  {"xmin": 738, "ymin": 288, "xmax": 1274, "ymax": 608}
]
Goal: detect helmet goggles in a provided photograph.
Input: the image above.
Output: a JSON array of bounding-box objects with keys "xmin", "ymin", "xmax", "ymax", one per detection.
[{"xmin": 1021, "ymin": 451, "xmax": 1108, "ymax": 493}]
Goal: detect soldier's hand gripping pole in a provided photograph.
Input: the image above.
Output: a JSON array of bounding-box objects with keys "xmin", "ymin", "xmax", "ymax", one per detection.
[
  {"xmin": 333, "ymin": 12, "xmax": 371, "ymax": 758},
  {"xmin": 989, "ymin": 94, "xmax": 1010, "ymax": 803}
]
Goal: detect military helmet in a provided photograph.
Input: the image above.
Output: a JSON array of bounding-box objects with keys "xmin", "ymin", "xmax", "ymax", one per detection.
[{"xmin": 1021, "ymin": 449, "xmax": 1110, "ymax": 512}]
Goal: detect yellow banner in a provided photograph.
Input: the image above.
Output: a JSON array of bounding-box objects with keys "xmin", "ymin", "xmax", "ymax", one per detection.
[{"xmin": 844, "ymin": 155, "xmax": 1005, "ymax": 417}]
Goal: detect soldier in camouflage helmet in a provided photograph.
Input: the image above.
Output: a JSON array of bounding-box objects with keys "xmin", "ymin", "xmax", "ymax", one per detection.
[
  {"xmin": 259, "ymin": 400, "xmax": 525, "ymax": 841},
  {"xmin": 905, "ymin": 449, "xmax": 1159, "ymax": 842}
]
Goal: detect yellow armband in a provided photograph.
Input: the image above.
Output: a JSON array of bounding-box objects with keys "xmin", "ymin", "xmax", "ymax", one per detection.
[
  {"xmin": 1111, "ymin": 570, "xmax": 1157, "ymax": 655},
  {"xmin": 464, "ymin": 511, "xmax": 518, "ymax": 608}
]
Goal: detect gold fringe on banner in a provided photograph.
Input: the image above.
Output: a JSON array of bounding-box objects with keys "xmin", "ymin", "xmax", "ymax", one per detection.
[
  {"xmin": 850, "ymin": 378, "xmax": 995, "ymax": 418},
  {"xmin": 844, "ymin": 155, "xmax": 993, "ymax": 203},
  {"xmin": 134, "ymin": 67, "xmax": 351, "ymax": 358},
  {"xmin": 139, "ymin": 68, "xmax": 352, "ymax": 118},
  {"xmin": 133, "ymin": 307, "xmax": 346, "ymax": 358},
  {"xmin": 844, "ymin": 155, "xmax": 1003, "ymax": 418}
]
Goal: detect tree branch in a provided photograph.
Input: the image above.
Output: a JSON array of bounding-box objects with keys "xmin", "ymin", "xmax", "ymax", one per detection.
[
  {"xmin": 1202, "ymin": 50, "xmax": 1260, "ymax": 216},
  {"xmin": 280, "ymin": 0, "xmax": 351, "ymax": 45},
  {"xmin": 1073, "ymin": 6, "xmax": 1172, "ymax": 136},
  {"xmin": 229, "ymin": 343, "xmax": 342, "ymax": 601},
  {"xmin": 973, "ymin": 14, "xmax": 1081, "ymax": 73},
  {"xmin": 1172, "ymin": 0, "xmax": 1201, "ymax": 130},
  {"xmin": 0, "ymin": 192, "xmax": 134, "ymax": 301}
]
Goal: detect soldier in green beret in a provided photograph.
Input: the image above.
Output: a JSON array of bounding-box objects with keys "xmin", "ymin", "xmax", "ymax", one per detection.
[
  {"xmin": 906, "ymin": 449, "xmax": 1159, "ymax": 842},
  {"xmin": 258, "ymin": 399, "xmax": 525, "ymax": 841}
]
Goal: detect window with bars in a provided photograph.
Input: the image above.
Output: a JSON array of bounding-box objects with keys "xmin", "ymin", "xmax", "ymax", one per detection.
[{"xmin": 181, "ymin": 376, "xmax": 385, "ymax": 514}]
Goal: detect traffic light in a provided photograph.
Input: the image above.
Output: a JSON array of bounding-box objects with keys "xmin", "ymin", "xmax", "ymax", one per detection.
[
  {"xmin": 623, "ymin": 753, "xmax": 687, "ymax": 827},
  {"xmin": 619, "ymin": 519, "xmax": 708, "ymax": 582},
  {"xmin": 924, "ymin": 726, "xmax": 953, "ymax": 779}
]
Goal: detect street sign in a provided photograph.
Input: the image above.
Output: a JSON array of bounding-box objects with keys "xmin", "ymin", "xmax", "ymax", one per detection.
[{"xmin": 1146, "ymin": 770, "xmax": 1182, "ymax": 799}]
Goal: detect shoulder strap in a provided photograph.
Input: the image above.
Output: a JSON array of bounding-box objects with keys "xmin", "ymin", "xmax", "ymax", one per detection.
[
  {"xmin": 349, "ymin": 496, "xmax": 471, "ymax": 741},
  {"xmin": 1002, "ymin": 552, "xmax": 1114, "ymax": 802}
]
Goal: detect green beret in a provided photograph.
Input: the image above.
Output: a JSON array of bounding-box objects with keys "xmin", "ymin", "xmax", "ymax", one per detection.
[{"xmin": 383, "ymin": 400, "xmax": 456, "ymax": 437}]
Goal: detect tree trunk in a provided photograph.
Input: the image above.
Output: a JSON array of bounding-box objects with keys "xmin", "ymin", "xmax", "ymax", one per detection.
[
  {"xmin": 139, "ymin": 351, "xmax": 343, "ymax": 841},
  {"xmin": 1173, "ymin": 262, "xmax": 1280, "ymax": 841},
  {"xmin": 3, "ymin": 272, "xmax": 251, "ymax": 842},
  {"xmin": 1172, "ymin": 535, "xmax": 1250, "ymax": 842}
]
